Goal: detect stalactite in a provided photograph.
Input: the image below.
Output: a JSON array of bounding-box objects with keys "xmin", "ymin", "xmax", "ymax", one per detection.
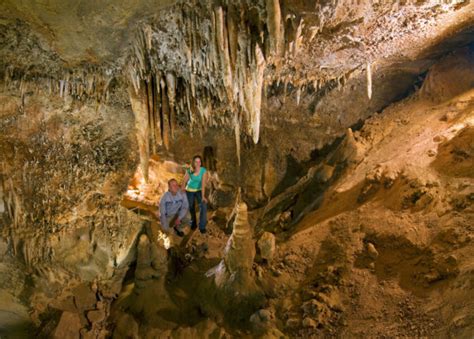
[
  {"xmin": 160, "ymin": 77, "xmax": 170, "ymax": 150},
  {"xmin": 215, "ymin": 6, "xmax": 234, "ymax": 104},
  {"xmin": 235, "ymin": 113, "xmax": 241, "ymax": 166},
  {"xmin": 144, "ymin": 25, "xmax": 153, "ymax": 51},
  {"xmin": 248, "ymin": 44, "xmax": 266, "ymax": 144},
  {"xmin": 153, "ymin": 74, "xmax": 163, "ymax": 146},
  {"xmin": 367, "ymin": 61, "xmax": 372, "ymax": 100},
  {"xmin": 165, "ymin": 72, "xmax": 177, "ymax": 139},
  {"xmin": 227, "ymin": 6, "xmax": 238, "ymax": 75},
  {"xmin": 59, "ymin": 80, "xmax": 65, "ymax": 98},
  {"xmin": 266, "ymin": 0, "xmax": 284, "ymax": 58},
  {"xmin": 129, "ymin": 85, "xmax": 150, "ymax": 182},
  {"xmin": 118, "ymin": 0, "xmax": 309, "ymax": 154},
  {"xmin": 145, "ymin": 76, "xmax": 156, "ymax": 155}
]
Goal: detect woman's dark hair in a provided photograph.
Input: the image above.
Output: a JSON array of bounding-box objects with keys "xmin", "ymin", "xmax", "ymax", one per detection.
[{"xmin": 192, "ymin": 155, "xmax": 203, "ymax": 169}]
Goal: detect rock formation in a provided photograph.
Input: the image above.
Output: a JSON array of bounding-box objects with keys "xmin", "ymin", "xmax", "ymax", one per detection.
[{"xmin": 204, "ymin": 202, "xmax": 265, "ymax": 324}]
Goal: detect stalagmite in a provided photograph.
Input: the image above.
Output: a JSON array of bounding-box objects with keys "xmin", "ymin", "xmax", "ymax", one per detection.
[
  {"xmin": 367, "ymin": 61, "xmax": 372, "ymax": 100},
  {"xmin": 206, "ymin": 202, "xmax": 263, "ymax": 306}
]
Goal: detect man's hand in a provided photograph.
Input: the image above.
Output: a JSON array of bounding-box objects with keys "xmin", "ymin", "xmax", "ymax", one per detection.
[{"xmin": 202, "ymin": 197, "xmax": 208, "ymax": 204}]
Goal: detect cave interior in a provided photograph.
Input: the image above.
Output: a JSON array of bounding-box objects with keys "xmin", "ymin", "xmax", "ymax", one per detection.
[{"xmin": 0, "ymin": 0, "xmax": 473, "ymax": 338}]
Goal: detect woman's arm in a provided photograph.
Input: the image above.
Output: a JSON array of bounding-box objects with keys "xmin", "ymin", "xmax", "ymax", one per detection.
[
  {"xmin": 202, "ymin": 171, "xmax": 208, "ymax": 203},
  {"xmin": 181, "ymin": 171, "xmax": 189, "ymax": 191}
]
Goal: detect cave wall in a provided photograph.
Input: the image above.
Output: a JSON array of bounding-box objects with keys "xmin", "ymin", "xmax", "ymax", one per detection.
[{"xmin": 0, "ymin": 84, "xmax": 145, "ymax": 334}]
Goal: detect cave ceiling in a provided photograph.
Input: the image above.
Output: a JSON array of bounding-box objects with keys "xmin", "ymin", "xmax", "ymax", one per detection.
[{"xmin": 1, "ymin": 0, "xmax": 473, "ymax": 147}]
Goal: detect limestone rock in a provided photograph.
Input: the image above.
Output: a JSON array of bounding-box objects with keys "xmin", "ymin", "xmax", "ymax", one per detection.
[
  {"xmin": 250, "ymin": 308, "xmax": 272, "ymax": 329},
  {"xmin": 367, "ymin": 243, "xmax": 379, "ymax": 259},
  {"xmin": 258, "ymin": 232, "xmax": 276, "ymax": 261},
  {"xmin": 72, "ymin": 284, "xmax": 97, "ymax": 311},
  {"xmin": 155, "ymin": 319, "xmax": 229, "ymax": 339},
  {"xmin": 135, "ymin": 233, "xmax": 167, "ymax": 285},
  {"xmin": 286, "ymin": 317, "xmax": 300, "ymax": 328},
  {"xmin": 316, "ymin": 164, "xmax": 335, "ymax": 183},
  {"xmin": 87, "ymin": 309, "xmax": 106, "ymax": 323},
  {"xmin": 0, "ymin": 290, "xmax": 32, "ymax": 336},
  {"xmin": 113, "ymin": 313, "xmax": 139, "ymax": 339},
  {"xmin": 302, "ymin": 317, "xmax": 318, "ymax": 328},
  {"xmin": 53, "ymin": 312, "xmax": 83, "ymax": 339}
]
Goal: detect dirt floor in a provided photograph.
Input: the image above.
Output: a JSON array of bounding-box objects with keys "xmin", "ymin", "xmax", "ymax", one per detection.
[{"xmin": 264, "ymin": 89, "xmax": 474, "ymax": 337}]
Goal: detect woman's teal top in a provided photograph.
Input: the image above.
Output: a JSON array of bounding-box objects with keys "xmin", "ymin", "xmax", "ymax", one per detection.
[{"xmin": 186, "ymin": 167, "xmax": 206, "ymax": 192}]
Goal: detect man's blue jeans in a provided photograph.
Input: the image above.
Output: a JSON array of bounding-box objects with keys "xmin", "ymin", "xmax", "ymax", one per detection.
[{"xmin": 186, "ymin": 190, "xmax": 207, "ymax": 232}]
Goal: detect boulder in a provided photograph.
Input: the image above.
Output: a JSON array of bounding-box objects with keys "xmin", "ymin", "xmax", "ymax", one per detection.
[
  {"xmin": 113, "ymin": 313, "xmax": 139, "ymax": 339},
  {"xmin": 258, "ymin": 232, "xmax": 276, "ymax": 261},
  {"xmin": 302, "ymin": 317, "xmax": 318, "ymax": 328},
  {"xmin": 53, "ymin": 312, "xmax": 82, "ymax": 339},
  {"xmin": 367, "ymin": 243, "xmax": 379, "ymax": 259},
  {"xmin": 72, "ymin": 284, "xmax": 97, "ymax": 311}
]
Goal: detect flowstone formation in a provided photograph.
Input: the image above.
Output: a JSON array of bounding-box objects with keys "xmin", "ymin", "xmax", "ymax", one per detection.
[{"xmin": 1, "ymin": 0, "xmax": 474, "ymax": 337}]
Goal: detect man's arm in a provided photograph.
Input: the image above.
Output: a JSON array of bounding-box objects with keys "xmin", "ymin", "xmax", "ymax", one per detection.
[{"xmin": 159, "ymin": 195, "xmax": 169, "ymax": 230}]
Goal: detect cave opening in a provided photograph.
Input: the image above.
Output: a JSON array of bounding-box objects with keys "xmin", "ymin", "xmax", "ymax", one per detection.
[{"xmin": 0, "ymin": 1, "xmax": 473, "ymax": 338}]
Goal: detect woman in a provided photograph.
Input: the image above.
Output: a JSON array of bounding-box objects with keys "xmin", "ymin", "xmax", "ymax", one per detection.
[{"xmin": 182, "ymin": 155, "xmax": 208, "ymax": 234}]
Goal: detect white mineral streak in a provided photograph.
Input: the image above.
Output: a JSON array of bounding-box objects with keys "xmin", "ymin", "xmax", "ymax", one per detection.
[{"xmin": 367, "ymin": 61, "xmax": 372, "ymax": 100}]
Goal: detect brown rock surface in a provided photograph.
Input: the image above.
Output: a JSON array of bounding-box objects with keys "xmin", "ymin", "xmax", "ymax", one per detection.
[
  {"xmin": 53, "ymin": 312, "xmax": 82, "ymax": 339},
  {"xmin": 258, "ymin": 231, "xmax": 276, "ymax": 261}
]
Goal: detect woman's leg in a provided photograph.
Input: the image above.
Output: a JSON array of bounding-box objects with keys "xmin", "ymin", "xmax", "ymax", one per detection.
[
  {"xmin": 186, "ymin": 191, "xmax": 197, "ymax": 230},
  {"xmin": 196, "ymin": 191, "xmax": 207, "ymax": 233}
]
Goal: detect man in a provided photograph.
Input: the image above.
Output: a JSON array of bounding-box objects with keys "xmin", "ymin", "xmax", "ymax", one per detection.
[{"xmin": 158, "ymin": 179, "xmax": 190, "ymax": 237}]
